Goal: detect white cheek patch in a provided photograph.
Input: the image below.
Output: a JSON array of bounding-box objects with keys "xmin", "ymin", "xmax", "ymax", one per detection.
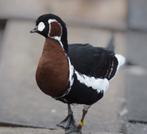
[{"xmin": 38, "ymin": 22, "xmax": 45, "ymax": 32}]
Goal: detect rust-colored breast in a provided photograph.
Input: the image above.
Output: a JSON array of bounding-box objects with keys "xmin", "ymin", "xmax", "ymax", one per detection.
[{"xmin": 36, "ymin": 38, "xmax": 69, "ymax": 98}]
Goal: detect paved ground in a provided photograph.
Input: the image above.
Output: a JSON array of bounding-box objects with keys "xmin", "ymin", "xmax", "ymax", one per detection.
[
  {"xmin": 126, "ymin": 32, "xmax": 147, "ymax": 122},
  {"xmin": 128, "ymin": 0, "xmax": 147, "ymax": 30},
  {"xmin": 0, "ymin": 127, "xmax": 64, "ymax": 134},
  {"xmin": 124, "ymin": 1, "xmax": 147, "ymax": 133},
  {"xmin": 124, "ymin": 32, "xmax": 147, "ymax": 134},
  {"xmin": 0, "ymin": 0, "xmax": 147, "ymax": 134},
  {"xmin": 0, "ymin": 127, "xmax": 123, "ymax": 134}
]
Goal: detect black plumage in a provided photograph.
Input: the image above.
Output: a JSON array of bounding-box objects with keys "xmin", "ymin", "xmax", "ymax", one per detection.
[
  {"xmin": 68, "ymin": 43, "xmax": 118, "ymax": 80},
  {"xmin": 58, "ymin": 72, "xmax": 104, "ymax": 105}
]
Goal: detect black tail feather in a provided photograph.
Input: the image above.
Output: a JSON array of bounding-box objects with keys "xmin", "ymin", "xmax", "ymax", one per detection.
[
  {"xmin": 106, "ymin": 33, "xmax": 115, "ymax": 52},
  {"xmin": 106, "ymin": 33, "xmax": 138, "ymax": 68}
]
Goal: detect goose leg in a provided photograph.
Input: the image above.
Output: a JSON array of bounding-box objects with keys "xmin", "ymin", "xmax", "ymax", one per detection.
[
  {"xmin": 78, "ymin": 105, "xmax": 91, "ymax": 130},
  {"xmin": 57, "ymin": 104, "xmax": 76, "ymax": 130}
]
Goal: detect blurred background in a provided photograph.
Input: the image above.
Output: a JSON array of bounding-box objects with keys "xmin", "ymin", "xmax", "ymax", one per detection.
[{"xmin": 0, "ymin": 0, "xmax": 147, "ymax": 134}]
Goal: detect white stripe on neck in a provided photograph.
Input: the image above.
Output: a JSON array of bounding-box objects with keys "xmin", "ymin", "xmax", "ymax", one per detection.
[
  {"xmin": 48, "ymin": 19, "xmax": 63, "ymax": 48},
  {"xmin": 50, "ymin": 36, "xmax": 64, "ymax": 50},
  {"xmin": 48, "ymin": 19, "xmax": 57, "ymax": 24}
]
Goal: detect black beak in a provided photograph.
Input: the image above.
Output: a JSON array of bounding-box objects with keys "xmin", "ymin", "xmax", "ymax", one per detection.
[{"xmin": 30, "ymin": 26, "xmax": 38, "ymax": 33}]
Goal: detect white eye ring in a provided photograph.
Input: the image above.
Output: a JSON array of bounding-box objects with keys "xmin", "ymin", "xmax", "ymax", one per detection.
[{"xmin": 38, "ymin": 22, "xmax": 45, "ymax": 32}]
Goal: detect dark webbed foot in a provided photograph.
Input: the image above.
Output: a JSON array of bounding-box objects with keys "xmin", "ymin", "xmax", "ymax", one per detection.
[
  {"xmin": 65, "ymin": 127, "xmax": 82, "ymax": 134},
  {"xmin": 57, "ymin": 112, "xmax": 76, "ymax": 129},
  {"xmin": 57, "ymin": 104, "xmax": 79, "ymax": 133},
  {"xmin": 57, "ymin": 104, "xmax": 90, "ymax": 134}
]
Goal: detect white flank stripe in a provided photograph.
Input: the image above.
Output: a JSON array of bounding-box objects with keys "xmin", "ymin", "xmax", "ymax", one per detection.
[{"xmin": 75, "ymin": 71, "xmax": 109, "ymax": 93}]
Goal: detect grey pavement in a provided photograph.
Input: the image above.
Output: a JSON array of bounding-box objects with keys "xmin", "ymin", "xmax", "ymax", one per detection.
[
  {"xmin": 0, "ymin": 127, "xmax": 64, "ymax": 134},
  {"xmin": 125, "ymin": 32, "xmax": 147, "ymax": 122},
  {"xmin": 126, "ymin": 123, "xmax": 147, "ymax": 134},
  {"xmin": 0, "ymin": 127, "xmax": 123, "ymax": 134},
  {"xmin": 128, "ymin": 0, "xmax": 147, "ymax": 30},
  {"xmin": 124, "ymin": 32, "xmax": 147, "ymax": 134},
  {"xmin": 0, "ymin": 0, "xmax": 147, "ymax": 134}
]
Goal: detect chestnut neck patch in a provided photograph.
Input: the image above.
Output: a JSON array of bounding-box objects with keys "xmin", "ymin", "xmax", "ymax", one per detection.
[{"xmin": 49, "ymin": 21, "xmax": 62, "ymax": 38}]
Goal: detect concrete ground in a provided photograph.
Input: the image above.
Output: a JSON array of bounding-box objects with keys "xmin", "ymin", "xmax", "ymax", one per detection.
[
  {"xmin": 0, "ymin": 127, "xmax": 123, "ymax": 134},
  {"xmin": 0, "ymin": 0, "xmax": 147, "ymax": 134}
]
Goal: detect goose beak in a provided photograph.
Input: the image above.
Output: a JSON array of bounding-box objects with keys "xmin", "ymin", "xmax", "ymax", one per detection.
[{"xmin": 30, "ymin": 26, "xmax": 38, "ymax": 33}]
